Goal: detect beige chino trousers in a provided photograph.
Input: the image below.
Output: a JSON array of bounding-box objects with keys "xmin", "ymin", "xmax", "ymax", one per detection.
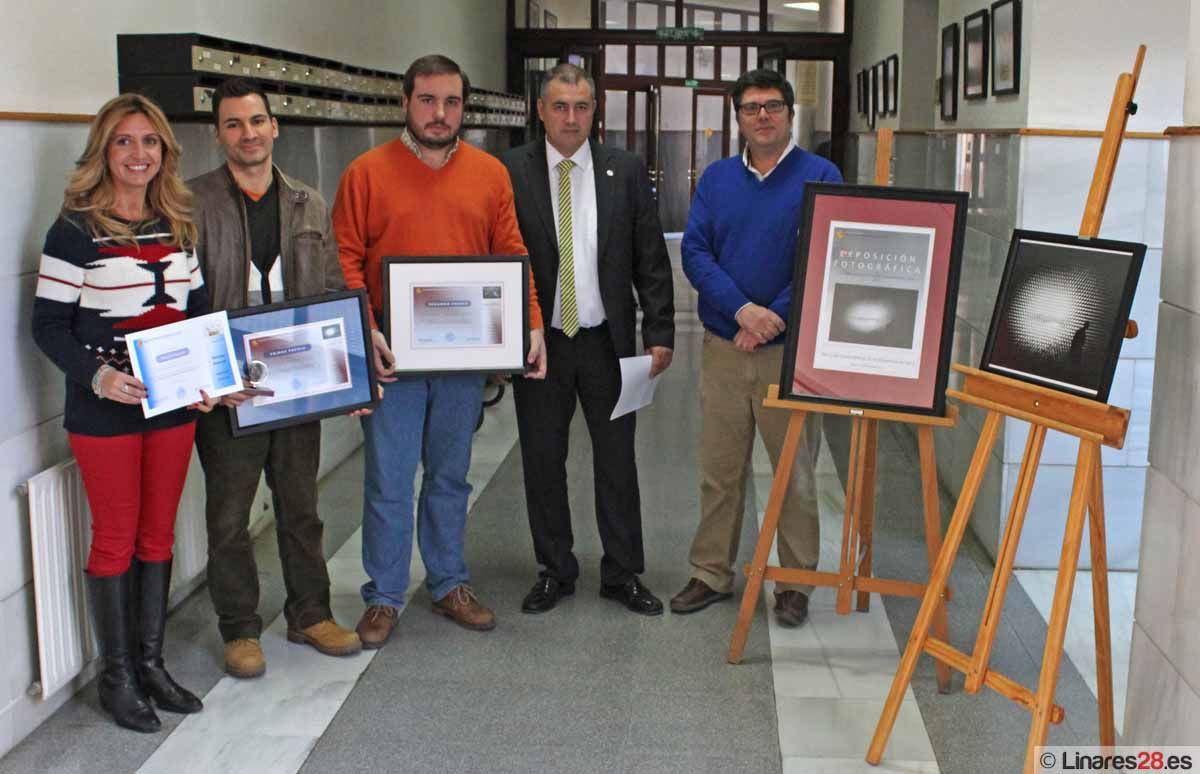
[{"xmin": 688, "ymin": 332, "xmax": 821, "ymax": 595}]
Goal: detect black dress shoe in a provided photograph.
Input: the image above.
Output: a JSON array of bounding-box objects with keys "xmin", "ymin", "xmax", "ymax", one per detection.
[
  {"xmin": 521, "ymin": 577, "xmax": 575, "ymax": 614},
  {"xmin": 774, "ymin": 590, "xmax": 809, "ymax": 628},
  {"xmin": 600, "ymin": 577, "xmax": 663, "ymax": 616}
]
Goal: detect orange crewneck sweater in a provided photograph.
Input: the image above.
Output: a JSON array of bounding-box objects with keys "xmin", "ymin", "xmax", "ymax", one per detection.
[{"xmin": 333, "ymin": 138, "xmax": 542, "ymax": 330}]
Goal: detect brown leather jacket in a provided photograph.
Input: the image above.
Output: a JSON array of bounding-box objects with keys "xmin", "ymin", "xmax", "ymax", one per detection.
[{"xmin": 188, "ymin": 165, "xmax": 344, "ymax": 312}]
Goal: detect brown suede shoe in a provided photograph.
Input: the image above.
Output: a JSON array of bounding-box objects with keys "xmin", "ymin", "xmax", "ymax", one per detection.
[
  {"xmin": 432, "ymin": 585, "xmax": 496, "ymax": 631},
  {"xmin": 287, "ymin": 619, "xmax": 363, "ymax": 657},
  {"xmin": 775, "ymin": 590, "xmax": 810, "ymax": 628},
  {"xmin": 356, "ymin": 605, "xmax": 399, "ymax": 650},
  {"xmin": 224, "ymin": 638, "xmax": 265, "ymax": 679},
  {"xmin": 669, "ymin": 578, "xmax": 733, "ymax": 614}
]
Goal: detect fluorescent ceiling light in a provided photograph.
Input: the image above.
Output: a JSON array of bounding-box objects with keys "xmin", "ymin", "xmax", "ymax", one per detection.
[{"xmin": 783, "ymin": 1, "xmax": 820, "ymax": 10}]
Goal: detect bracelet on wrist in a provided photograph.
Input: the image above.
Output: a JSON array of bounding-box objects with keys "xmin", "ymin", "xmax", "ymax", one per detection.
[{"xmin": 92, "ymin": 365, "xmax": 110, "ymax": 398}]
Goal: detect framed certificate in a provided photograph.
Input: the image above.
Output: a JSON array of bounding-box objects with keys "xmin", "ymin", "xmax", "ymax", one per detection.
[
  {"xmin": 383, "ymin": 256, "xmax": 530, "ymax": 374},
  {"xmin": 126, "ymin": 311, "xmax": 244, "ymax": 418},
  {"xmin": 780, "ymin": 183, "xmax": 968, "ymax": 416},
  {"xmin": 980, "ymin": 230, "xmax": 1145, "ymax": 402},
  {"xmin": 226, "ymin": 289, "xmax": 379, "ymax": 436}
]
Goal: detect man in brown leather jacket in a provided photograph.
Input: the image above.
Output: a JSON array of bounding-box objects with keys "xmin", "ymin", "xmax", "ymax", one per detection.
[{"xmin": 189, "ymin": 78, "xmax": 360, "ymax": 679}]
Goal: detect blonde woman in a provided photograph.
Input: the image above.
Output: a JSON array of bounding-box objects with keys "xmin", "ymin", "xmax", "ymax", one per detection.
[{"xmin": 32, "ymin": 94, "xmax": 213, "ymax": 732}]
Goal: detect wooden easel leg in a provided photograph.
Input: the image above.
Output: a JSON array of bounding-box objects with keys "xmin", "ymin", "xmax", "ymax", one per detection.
[
  {"xmin": 1023, "ymin": 440, "xmax": 1098, "ymax": 774},
  {"xmin": 728, "ymin": 411, "xmax": 807, "ymax": 664},
  {"xmin": 837, "ymin": 418, "xmax": 869, "ymax": 615},
  {"xmin": 965, "ymin": 425, "xmax": 1047, "ymax": 695},
  {"xmin": 1087, "ymin": 459, "xmax": 1116, "ymax": 748},
  {"xmin": 856, "ymin": 419, "xmax": 879, "ymax": 613},
  {"xmin": 916, "ymin": 425, "xmax": 953, "ymax": 694},
  {"xmin": 868, "ymin": 411, "xmax": 1003, "ymax": 765}
]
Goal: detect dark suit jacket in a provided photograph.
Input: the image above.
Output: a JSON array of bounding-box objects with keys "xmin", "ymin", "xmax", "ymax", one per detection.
[{"xmin": 500, "ymin": 139, "xmax": 674, "ymax": 358}]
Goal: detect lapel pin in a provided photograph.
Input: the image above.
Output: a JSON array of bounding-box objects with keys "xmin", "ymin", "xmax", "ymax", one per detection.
[{"xmin": 606, "ymin": 169, "xmax": 614, "ymax": 176}]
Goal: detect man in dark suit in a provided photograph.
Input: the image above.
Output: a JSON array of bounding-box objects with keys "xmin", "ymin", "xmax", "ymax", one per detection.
[{"xmin": 500, "ymin": 63, "xmax": 674, "ymax": 616}]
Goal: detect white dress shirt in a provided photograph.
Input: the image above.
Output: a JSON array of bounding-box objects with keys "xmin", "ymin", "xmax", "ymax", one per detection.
[
  {"xmin": 546, "ymin": 140, "xmax": 605, "ymax": 330},
  {"xmin": 741, "ymin": 138, "xmax": 796, "ymax": 182}
]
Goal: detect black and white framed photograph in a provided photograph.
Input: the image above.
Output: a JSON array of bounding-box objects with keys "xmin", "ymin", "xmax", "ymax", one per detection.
[
  {"xmin": 964, "ymin": 9, "xmax": 989, "ymax": 100},
  {"xmin": 383, "ymin": 256, "xmax": 531, "ymax": 375},
  {"xmin": 856, "ymin": 70, "xmax": 865, "ymax": 115},
  {"xmin": 544, "ymin": 9, "xmax": 558, "ymax": 28},
  {"xmin": 879, "ymin": 60, "xmax": 891, "ymax": 115},
  {"xmin": 886, "ymin": 54, "xmax": 900, "ymax": 115},
  {"xmin": 940, "ymin": 23, "xmax": 959, "ymax": 120},
  {"xmin": 227, "ymin": 289, "xmax": 379, "ymax": 436},
  {"xmin": 991, "ymin": 0, "xmax": 1021, "ymax": 95},
  {"xmin": 869, "ymin": 64, "xmax": 879, "ymax": 128},
  {"xmin": 527, "ymin": 0, "xmax": 541, "ymax": 28},
  {"xmin": 980, "ymin": 230, "xmax": 1146, "ymax": 402}
]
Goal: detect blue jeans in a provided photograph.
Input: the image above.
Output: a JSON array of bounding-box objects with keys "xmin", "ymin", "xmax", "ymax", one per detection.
[{"xmin": 360, "ymin": 374, "xmax": 484, "ymax": 607}]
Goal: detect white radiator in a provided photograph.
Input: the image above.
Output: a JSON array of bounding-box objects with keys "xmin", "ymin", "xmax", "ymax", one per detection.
[{"xmin": 24, "ymin": 458, "xmax": 95, "ymax": 700}]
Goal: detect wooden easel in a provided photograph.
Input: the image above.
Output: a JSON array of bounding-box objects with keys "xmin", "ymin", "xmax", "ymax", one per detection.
[
  {"xmin": 867, "ymin": 46, "xmax": 1146, "ymax": 774},
  {"xmin": 727, "ymin": 127, "xmax": 955, "ymax": 696}
]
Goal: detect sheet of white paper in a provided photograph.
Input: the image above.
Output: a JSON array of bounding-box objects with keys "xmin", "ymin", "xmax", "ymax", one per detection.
[
  {"xmin": 611, "ymin": 355, "xmax": 662, "ymax": 420},
  {"xmin": 125, "ymin": 311, "xmax": 245, "ymax": 418}
]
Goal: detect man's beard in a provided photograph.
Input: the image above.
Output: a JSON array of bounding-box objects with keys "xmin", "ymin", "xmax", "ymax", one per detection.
[{"xmin": 410, "ymin": 121, "xmax": 460, "ymax": 149}]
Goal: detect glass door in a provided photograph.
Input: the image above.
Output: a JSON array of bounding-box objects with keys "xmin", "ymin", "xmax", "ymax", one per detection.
[{"xmin": 691, "ymin": 89, "xmax": 730, "ymax": 199}]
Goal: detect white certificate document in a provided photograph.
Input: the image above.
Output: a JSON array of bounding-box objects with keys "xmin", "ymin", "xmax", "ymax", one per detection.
[
  {"xmin": 410, "ymin": 283, "xmax": 504, "ymax": 349},
  {"xmin": 125, "ymin": 311, "xmax": 244, "ymax": 418},
  {"xmin": 610, "ymin": 355, "xmax": 663, "ymax": 420},
  {"xmin": 244, "ymin": 318, "xmax": 353, "ymax": 407}
]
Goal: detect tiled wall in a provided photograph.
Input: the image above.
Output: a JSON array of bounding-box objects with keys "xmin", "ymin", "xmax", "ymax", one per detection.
[
  {"xmin": 844, "ymin": 131, "xmax": 1165, "ymax": 569},
  {"xmin": 1122, "ymin": 128, "xmax": 1200, "ymax": 742}
]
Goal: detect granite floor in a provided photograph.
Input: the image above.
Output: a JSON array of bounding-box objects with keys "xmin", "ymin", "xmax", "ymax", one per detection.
[{"xmin": 0, "ymin": 327, "xmax": 1124, "ymax": 774}]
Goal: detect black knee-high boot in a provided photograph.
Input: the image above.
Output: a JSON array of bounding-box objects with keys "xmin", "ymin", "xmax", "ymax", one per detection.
[
  {"xmin": 132, "ymin": 558, "xmax": 202, "ymax": 714},
  {"xmin": 86, "ymin": 571, "xmax": 161, "ymax": 733}
]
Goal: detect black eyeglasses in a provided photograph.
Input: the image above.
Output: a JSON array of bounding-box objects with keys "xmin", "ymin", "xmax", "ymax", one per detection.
[{"xmin": 736, "ymin": 99, "xmax": 788, "ymax": 116}]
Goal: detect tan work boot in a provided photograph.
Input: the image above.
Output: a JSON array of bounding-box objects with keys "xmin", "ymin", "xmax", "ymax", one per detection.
[
  {"xmin": 355, "ymin": 605, "xmax": 399, "ymax": 650},
  {"xmin": 224, "ymin": 638, "xmax": 265, "ymax": 679},
  {"xmin": 286, "ymin": 619, "xmax": 362, "ymax": 657},
  {"xmin": 432, "ymin": 585, "xmax": 496, "ymax": 631}
]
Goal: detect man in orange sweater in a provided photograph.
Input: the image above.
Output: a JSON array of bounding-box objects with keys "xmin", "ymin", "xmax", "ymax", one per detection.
[{"xmin": 333, "ymin": 54, "xmax": 546, "ymax": 648}]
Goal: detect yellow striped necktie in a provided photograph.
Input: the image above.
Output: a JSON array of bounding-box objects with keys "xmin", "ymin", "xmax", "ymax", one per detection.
[{"xmin": 555, "ymin": 158, "xmax": 580, "ymax": 337}]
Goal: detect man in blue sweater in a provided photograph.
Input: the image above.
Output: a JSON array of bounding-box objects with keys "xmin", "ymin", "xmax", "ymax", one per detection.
[{"xmin": 671, "ymin": 69, "xmax": 842, "ymax": 628}]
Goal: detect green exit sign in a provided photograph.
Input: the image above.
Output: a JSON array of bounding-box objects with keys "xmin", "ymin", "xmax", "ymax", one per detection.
[
  {"xmin": 656, "ymin": 26, "xmax": 704, "ymax": 42},
  {"xmin": 684, "ymin": 79, "xmax": 700, "ymax": 88}
]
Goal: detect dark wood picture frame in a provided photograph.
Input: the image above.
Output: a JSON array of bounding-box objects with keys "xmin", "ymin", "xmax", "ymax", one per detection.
[
  {"xmin": 991, "ymin": 0, "xmax": 1021, "ymax": 96},
  {"xmin": 886, "ymin": 54, "xmax": 899, "ymax": 116},
  {"xmin": 963, "ymin": 9, "xmax": 989, "ymax": 100},
  {"xmin": 940, "ymin": 23, "xmax": 959, "ymax": 121},
  {"xmin": 779, "ymin": 184, "xmax": 969, "ymax": 416}
]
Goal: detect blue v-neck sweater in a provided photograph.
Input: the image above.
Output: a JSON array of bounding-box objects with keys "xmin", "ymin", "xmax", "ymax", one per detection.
[{"xmin": 682, "ymin": 148, "xmax": 842, "ymax": 342}]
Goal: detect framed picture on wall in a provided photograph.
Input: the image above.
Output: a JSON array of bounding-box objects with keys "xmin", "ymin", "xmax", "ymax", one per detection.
[
  {"xmin": 963, "ymin": 9, "xmax": 989, "ymax": 99},
  {"xmin": 940, "ymin": 23, "xmax": 959, "ymax": 120},
  {"xmin": 879, "ymin": 60, "xmax": 891, "ymax": 115},
  {"xmin": 980, "ymin": 231, "xmax": 1145, "ymax": 403},
  {"xmin": 886, "ymin": 54, "xmax": 900, "ymax": 115},
  {"xmin": 991, "ymin": 0, "xmax": 1021, "ymax": 95},
  {"xmin": 779, "ymin": 184, "xmax": 969, "ymax": 416},
  {"xmin": 855, "ymin": 70, "xmax": 863, "ymax": 114},
  {"xmin": 527, "ymin": 0, "xmax": 541, "ymax": 28},
  {"xmin": 868, "ymin": 64, "xmax": 878, "ymax": 128},
  {"xmin": 545, "ymin": 9, "xmax": 558, "ymax": 28}
]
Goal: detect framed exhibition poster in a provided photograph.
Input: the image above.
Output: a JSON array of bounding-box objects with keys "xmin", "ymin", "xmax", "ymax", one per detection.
[
  {"xmin": 991, "ymin": 0, "xmax": 1021, "ymax": 96},
  {"xmin": 226, "ymin": 289, "xmax": 378, "ymax": 436},
  {"xmin": 886, "ymin": 54, "xmax": 900, "ymax": 115},
  {"xmin": 383, "ymin": 256, "xmax": 530, "ymax": 375},
  {"xmin": 979, "ymin": 230, "xmax": 1145, "ymax": 402},
  {"xmin": 964, "ymin": 9, "xmax": 990, "ymax": 99},
  {"xmin": 940, "ymin": 23, "xmax": 959, "ymax": 120},
  {"xmin": 780, "ymin": 184, "xmax": 969, "ymax": 416}
]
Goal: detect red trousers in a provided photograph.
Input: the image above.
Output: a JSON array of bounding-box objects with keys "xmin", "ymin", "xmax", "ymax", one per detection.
[{"xmin": 69, "ymin": 422, "xmax": 197, "ymax": 577}]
